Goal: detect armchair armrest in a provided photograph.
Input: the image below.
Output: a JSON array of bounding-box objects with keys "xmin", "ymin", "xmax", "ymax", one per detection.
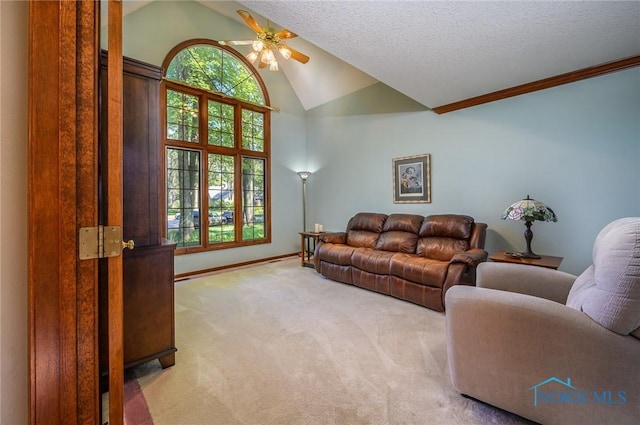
[
  {"xmin": 477, "ymin": 261, "xmax": 576, "ymax": 304},
  {"xmin": 450, "ymin": 248, "xmax": 488, "ymax": 267},
  {"xmin": 319, "ymin": 232, "xmax": 347, "ymax": 244},
  {"xmin": 446, "ymin": 286, "xmax": 640, "ymax": 425}
]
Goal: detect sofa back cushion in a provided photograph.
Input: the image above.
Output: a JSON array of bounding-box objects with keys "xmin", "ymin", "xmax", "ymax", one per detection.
[
  {"xmin": 566, "ymin": 217, "xmax": 640, "ymax": 335},
  {"xmin": 382, "ymin": 214, "xmax": 424, "ymax": 234},
  {"xmin": 417, "ymin": 214, "xmax": 473, "ymax": 261},
  {"xmin": 374, "ymin": 214, "xmax": 423, "ymax": 253},
  {"xmin": 346, "ymin": 213, "xmax": 388, "ymax": 248}
]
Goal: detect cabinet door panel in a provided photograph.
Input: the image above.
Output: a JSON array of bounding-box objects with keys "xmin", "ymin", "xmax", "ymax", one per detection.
[
  {"xmin": 123, "ymin": 244, "xmax": 176, "ymax": 367},
  {"xmin": 99, "ymin": 53, "xmax": 176, "ymax": 382},
  {"xmin": 122, "ymin": 61, "xmax": 162, "ymax": 247}
]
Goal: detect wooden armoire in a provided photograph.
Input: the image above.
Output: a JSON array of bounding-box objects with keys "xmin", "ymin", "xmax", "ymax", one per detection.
[{"xmin": 99, "ymin": 52, "xmax": 177, "ymax": 383}]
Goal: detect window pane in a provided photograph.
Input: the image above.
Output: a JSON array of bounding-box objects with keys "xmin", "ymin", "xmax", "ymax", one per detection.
[
  {"xmin": 221, "ymin": 52, "xmax": 265, "ymax": 104},
  {"xmin": 166, "ymin": 46, "xmax": 223, "ymax": 93},
  {"xmin": 166, "ymin": 45, "xmax": 265, "ymax": 105},
  {"xmin": 164, "ymin": 41, "xmax": 270, "ymax": 252},
  {"xmin": 166, "ymin": 90, "xmax": 199, "ymax": 143},
  {"xmin": 208, "ymin": 100, "xmax": 234, "ymax": 148},
  {"xmin": 241, "ymin": 109, "xmax": 264, "ymax": 152},
  {"xmin": 241, "ymin": 157, "xmax": 265, "ymax": 241},
  {"xmin": 166, "ymin": 148, "xmax": 201, "ymax": 247},
  {"xmin": 208, "ymin": 154, "xmax": 235, "ymax": 244}
]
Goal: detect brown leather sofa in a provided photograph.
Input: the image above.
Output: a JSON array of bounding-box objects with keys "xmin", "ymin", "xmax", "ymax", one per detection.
[{"xmin": 314, "ymin": 213, "xmax": 488, "ymax": 312}]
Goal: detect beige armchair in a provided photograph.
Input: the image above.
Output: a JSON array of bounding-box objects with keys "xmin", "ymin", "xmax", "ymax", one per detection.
[{"xmin": 445, "ymin": 218, "xmax": 640, "ymax": 425}]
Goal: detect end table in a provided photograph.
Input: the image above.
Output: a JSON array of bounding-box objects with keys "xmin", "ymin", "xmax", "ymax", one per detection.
[
  {"xmin": 299, "ymin": 231, "xmax": 322, "ymax": 268},
  {"xmin": 489, "ymin": 251, "xmax": 563, "ymax": 270}
]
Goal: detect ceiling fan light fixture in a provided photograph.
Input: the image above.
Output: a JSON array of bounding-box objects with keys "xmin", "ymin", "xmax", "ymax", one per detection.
[
  {"xmin": 278, "ymin": 46, "xmax": 292, "ymax": 60},
  {"xmin": 227, "ymin": 10, "xmax": 309, "ymax": 72},
  {"xmin": 262, "ymin": 48, "xmax": 275, "ymax": 64},
  {"xmin": 246, "ymin": 51, "xmax": 259, "ymax": 64},
  {"xmin": 252, "ymin": 40, "xmax": 264, "ymax": 52},
  {"xmin": 257, "ymin": 50, "xmax": 267, "ymax": 64}
]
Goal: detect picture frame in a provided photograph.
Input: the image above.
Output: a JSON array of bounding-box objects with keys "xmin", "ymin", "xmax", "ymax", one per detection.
[{"xmin": 392, "ymin": 154, "xmax": 431, "ymax": 203}]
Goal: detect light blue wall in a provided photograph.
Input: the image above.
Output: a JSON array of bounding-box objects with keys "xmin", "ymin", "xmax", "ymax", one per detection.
[
  {"xmin": 305, "ymin": 69, "xmax": 640, "ymax": 275},
  {"xmin": 118, "ymin": 1, "xmax": 307, "ymax": 274},
  {"xmin": 118, "ymin": 1, "xmax": 639, "ymax": 276}
]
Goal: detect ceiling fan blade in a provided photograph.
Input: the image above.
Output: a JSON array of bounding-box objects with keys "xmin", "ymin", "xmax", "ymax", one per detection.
[
  {"xmin": 237, "ymin": 10, "xmax": 265, "ymax": 34},
  {"xmin": 219, "ymin": 40, "xmax": 254, "ymax": 46},
  {"xmin": 285, "ymin": 46, "xmax": 310, "ymax": 64},
  {"xmin": 275, "ymin": 29, "xmax": 297, "ymax": 40}
]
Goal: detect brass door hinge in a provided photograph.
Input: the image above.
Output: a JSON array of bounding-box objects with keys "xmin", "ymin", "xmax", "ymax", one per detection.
[{"xmin": 79, "ymin": 226, "xmax": 134, "ymax": 260}]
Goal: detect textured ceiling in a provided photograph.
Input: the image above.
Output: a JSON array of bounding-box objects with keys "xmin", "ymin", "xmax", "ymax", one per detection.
[
  {"xmin": 235, "ymin": 0, "xmax": 640, "ymax": 110},
  {"xmin": 123, "ymin": 1, "xmax": 640, "ymax": 111}
]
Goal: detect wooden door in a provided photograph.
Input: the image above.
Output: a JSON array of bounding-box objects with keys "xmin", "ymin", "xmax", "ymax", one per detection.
[
  {"xmin": 104, "ymin": 1, "xmax": 126, "ymax": 424},
  {"xmin": 28, "ymin": 1, "xmax": 124, "ymax": 423}
]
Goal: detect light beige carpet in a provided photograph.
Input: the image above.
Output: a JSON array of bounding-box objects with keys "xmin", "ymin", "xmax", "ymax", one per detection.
[{"xmin": 130, "ymin": 257, "xmax": 534, "ymax": 425}]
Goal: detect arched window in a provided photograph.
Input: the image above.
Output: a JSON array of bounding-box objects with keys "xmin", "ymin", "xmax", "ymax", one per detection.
[{"xmin": 162, "ymin": 39, "xmax": 271, "ymax": 252}]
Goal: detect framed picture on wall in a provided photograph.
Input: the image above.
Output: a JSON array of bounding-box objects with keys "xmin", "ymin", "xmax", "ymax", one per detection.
[{"xmin": 392, "ymin": 154, "xmax": 431, "ymax": 203}]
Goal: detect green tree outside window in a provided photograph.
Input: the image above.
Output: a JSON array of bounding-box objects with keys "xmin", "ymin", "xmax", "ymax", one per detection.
[{"xmin": 163, "ymin": 40, "xmax": 270, "ymax": 251}]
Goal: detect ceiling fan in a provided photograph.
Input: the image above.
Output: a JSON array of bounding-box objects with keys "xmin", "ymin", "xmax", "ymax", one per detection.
[{"xmin": 220, "ymin": 10, "xmax": 310, "ymax": 71}]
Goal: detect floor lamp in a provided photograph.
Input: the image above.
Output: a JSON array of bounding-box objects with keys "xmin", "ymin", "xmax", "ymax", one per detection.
[{"xmin": 297, "ymin": 171, "xmax": 311, "ymax": 231}]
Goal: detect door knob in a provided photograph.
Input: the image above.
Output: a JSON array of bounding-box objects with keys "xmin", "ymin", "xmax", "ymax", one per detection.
[{"xmin": 122, "ymin": 239, "xmax": 135, "ymax": 250}]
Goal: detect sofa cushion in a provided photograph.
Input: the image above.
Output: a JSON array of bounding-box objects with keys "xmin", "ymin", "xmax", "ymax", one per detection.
[
  {"xmin": 419, "ymin": 214, "xmax": 474, "ymax": 239},
  {"xmin": 375, "ymin": 231, "xmax": 419, "ymax": 253},
  {"xmin": 352, "ymin": 248, "xmax": 395, "ymax": 274},
  {"xmin": 389, "ymin": 253, "xmax": 449, "ymax": 288},
  {"xmin": 347, "ymin": 230, "xmax": 381, "ymax": 248},
  {"xmin": 382, "ymin": 214, "xmax": 424, "ymax": 233},
  {"xmin": 347, "ymin": 212, "xmax": 388, "ymax": 232},
  {"xmin": 316, "ymin": 243, "xmax": 356, "ymax": 266},
  {"xmin": 417, "ymin": 237, "xmax": 470, "ymax": 262},
  {"xmin": 346, "ymin": 213, "xmax": 388, "ymax": 248},
  {"xmin": 417, "ymin": 214, "xmax": 474, "ymax": 261},
  {"xmin": 566, "ymin": 217, "xmax": 640, "ymax": 335},
  {"xmin": 373, "ymin": 214, "xmax": 423, "ymax": 253}
]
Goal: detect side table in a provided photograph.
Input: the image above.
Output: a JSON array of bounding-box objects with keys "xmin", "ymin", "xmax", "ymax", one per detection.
[
  {"xmin": 489, "ymin": 251, "xmax": 563, "ymax": 270},
  {"xmin": 299, "ymin": 231, "xmax": 322, "ymax": 268}
]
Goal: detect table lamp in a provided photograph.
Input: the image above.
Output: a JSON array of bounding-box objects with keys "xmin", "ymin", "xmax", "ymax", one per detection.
[{"xmin": 501, "ymin": 195, "xmax": 557, "ymax": 259}]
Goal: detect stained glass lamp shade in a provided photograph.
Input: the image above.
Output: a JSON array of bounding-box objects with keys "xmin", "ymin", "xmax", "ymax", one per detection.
[{"xmin": 501, "ymin": 195, "xmax": 558, "ymax": 259}]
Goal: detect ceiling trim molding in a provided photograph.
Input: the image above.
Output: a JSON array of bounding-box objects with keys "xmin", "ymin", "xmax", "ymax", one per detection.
[{"xmin": 432, "ymin": 55, "xmax": 640, "ymax": 114}]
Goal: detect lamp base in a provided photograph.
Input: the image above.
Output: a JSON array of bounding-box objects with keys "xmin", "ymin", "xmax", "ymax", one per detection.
[{"xmin": 521, "ymin": 220, "xmax": 541, "ymax": 259}]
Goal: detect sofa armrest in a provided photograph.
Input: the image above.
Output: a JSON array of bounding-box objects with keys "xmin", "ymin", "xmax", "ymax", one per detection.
[
  {"xmin": 476, "ymin": 261, "xmax": 576, "ymax": 304},
  {"xmin": 319, "ymin": 232, "xmax": 347, "ymax": 244},
  {"xmin": 450, "ymin": 248, "xmax": 488, "ymax": 267}
]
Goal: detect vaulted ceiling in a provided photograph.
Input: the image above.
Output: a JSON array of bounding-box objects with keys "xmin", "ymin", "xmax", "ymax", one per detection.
[{"xmin": 122, "ymin": 1, "xmax": 640, "ymax": 112}]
